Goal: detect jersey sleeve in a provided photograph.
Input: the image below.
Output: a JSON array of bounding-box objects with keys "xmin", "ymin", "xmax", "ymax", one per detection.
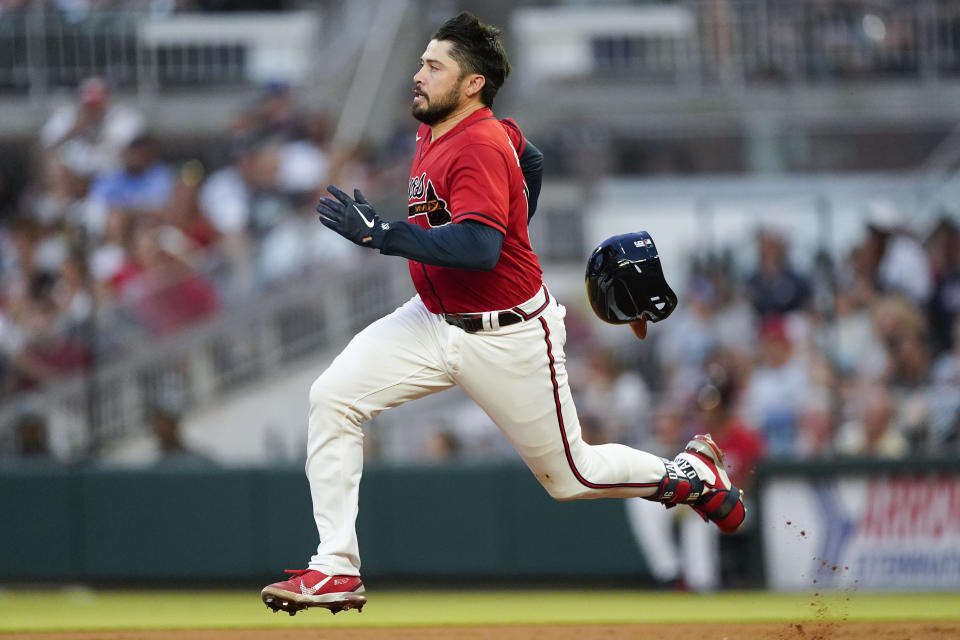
[{"xmin": 446, "ymin": 142, "xmax": 511, "ymax": 234}]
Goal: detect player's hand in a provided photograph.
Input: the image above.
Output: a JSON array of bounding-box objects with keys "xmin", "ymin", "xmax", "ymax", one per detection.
[
  {"xmin": 317, "ymin": 185, "xmax": 390, "ymax": 248},
  {"xmin": 629, "ymin": 316, "xmax": 647, "ymax": 340}
]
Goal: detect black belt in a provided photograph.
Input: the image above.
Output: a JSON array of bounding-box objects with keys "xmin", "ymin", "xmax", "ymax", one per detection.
[{"xmin": 444, "ymin": 311, "xmax": 523, "ymax": 333}]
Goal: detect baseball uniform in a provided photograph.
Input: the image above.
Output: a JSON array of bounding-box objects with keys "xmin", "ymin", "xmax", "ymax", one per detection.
[{"xmin": 304, "ymin": 108, "xmax": 670, "ymax": 576}]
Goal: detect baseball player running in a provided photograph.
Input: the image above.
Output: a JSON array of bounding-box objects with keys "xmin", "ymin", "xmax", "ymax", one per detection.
[{"xmin": 261, "ymin": 12, "xmax": 745, "ymax": 616}]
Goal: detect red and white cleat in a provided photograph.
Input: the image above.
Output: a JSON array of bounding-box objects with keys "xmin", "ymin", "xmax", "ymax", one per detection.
[
  {"xmin": 650, "ymin": 434, "xmax": 746, "ymax": 534},
  {"xmin": 677, "ymin": 434, "xmax": 746, "ymax": 534},
  {"xmin": 261, "ymin": 569, "xmax": 366, "ymax": 616}
]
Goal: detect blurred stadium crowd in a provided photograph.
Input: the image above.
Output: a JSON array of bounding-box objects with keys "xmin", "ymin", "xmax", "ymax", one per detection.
[
  {"xmin": 0, "ymin": 76, "xmax": 374, "ymax": 399},
  {"xmin": 1, "ymin": 0, "xmax": 959, "ymax": 472},
  {"xmin": 2, "ymin": 72, "xmax": 960, "ymax": 469}
]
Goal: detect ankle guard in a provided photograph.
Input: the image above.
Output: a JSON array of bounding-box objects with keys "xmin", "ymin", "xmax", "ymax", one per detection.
[{"xmin": 650, "ymin": 457, "xmax": 703, "ymax": 505}]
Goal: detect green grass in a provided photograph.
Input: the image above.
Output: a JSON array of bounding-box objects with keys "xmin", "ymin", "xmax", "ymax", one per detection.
[{"xmin": 0, "ymin": 589, "xmax": 958, "ymax": 632}]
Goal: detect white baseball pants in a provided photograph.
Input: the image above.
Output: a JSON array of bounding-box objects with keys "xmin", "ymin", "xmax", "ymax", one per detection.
[{"xmin": 305, "ymin": 287, "xmax": 669, "ymax": 576}]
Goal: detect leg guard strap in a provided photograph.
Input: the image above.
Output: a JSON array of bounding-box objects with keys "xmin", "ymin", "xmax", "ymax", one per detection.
[{"xmin": 650, "ymin": 457, "xmax": 703, "ymax": 505}]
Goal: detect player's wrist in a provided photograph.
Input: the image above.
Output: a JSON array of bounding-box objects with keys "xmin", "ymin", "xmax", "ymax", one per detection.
[{"xmin": 368, "ymin": 220, "xmax": 392, "ymax": 250}]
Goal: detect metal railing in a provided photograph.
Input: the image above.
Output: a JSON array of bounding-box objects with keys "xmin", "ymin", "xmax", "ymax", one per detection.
[
  {"xmin": 514, "ymin": 0, "xmax": 960, "ymax": 86},
  {"xmin": 695, "ymin": 0, "xmax": 960, "ymax": 85},
  {"xmin": 7, "ymin": 1, "xmax": 960, "ymax": 100},
  {"xmin": 0, "ymin": 7, "xmax": 322, "ymax": 97}
]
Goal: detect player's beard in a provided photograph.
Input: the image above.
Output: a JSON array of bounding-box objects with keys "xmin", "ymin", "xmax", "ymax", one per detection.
[{"xmin": 412, "ymin": 80, "xmax": 463, "ymax": 126}]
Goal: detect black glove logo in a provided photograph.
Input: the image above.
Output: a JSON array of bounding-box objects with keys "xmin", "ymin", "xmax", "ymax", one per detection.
[{"xmin": 351, "ymin": 204, "xmax": 376, "ymax": 228}]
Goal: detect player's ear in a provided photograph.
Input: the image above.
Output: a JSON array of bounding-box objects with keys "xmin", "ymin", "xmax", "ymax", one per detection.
[{"xmin": 464, "ymin": 73, "xmax": 485, "ymax": 99}]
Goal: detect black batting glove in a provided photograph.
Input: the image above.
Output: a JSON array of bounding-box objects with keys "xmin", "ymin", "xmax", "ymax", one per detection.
[{"xmin": 316, "ymin": 185, "xmax": 391, "ymax": 249}]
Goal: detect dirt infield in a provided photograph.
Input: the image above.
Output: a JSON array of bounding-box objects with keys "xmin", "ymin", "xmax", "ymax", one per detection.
[{"xmin": 3, "ymin": 622, "xmax": 958, "ymax": 640}]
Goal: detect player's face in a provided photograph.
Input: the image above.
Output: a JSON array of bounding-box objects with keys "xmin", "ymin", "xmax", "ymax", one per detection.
[{"xmin": 412, "ymin": 39, "xmax": 466, "ymax": 126}]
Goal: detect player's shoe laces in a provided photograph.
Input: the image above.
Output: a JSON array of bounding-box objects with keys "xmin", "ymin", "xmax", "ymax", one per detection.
[
  {"xmin": 261, "ymin": 569, "xmax": 366, "ymax": 616},
  {"xmin": 650, "ymin": 434, "xmax": 746, "ymax": 534}
]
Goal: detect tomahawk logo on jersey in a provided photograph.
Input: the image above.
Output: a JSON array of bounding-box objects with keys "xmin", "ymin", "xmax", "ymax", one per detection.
[{"xmin": 407, "ymin": 175, "xmax": 452, "ymax": 227}]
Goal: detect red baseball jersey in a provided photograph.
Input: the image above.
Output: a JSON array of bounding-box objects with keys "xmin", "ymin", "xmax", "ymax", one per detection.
[{"xmin": 407, "ymin": 107, "xmax": 543, "ymax": 314}]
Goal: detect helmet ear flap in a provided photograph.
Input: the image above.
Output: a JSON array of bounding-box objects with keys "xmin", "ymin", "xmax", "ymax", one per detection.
[
  {"xmin": 642, "ymin": 276, "xmax": 678, "ymax": 321},
  {"xmin": 585, "ymin": 231, "xmax": 678, "ymax": 325}
]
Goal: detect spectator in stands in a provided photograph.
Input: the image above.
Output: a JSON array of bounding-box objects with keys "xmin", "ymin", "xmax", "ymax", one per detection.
[
  {"xmin": 0, "ymin": 306, "xmax": 21, "ymax": 399},
  {"xmin": 197, "ymin": 136, "xmax": 289, "ymax": 297},
  {"xmin": 745, "ymin": 224, "xmax": 811, "ymax": 318},
  {"xmin": 0, "ymin": 221, "xmax": 38, "ymax": 388},
  {"xmin": 929, "ymin": 316, "xmax": 960, "ymax": 450},
  {"xmin": 422, "ymin": 428, "xmax": 461, "ymax": 462},
  {"xmin": 3, "ymin": 218, "xmax": 42, "ymax": 293},
  {"xmin": 7, "ymin": 271, "xmax": 90, "ymax": 390},
  {"xmin": 250, "ymin": 80, "xmax": 301, "ymax": 142},
  {"xmin": 199, "ymin": 135, "xmax": 285, "ymax": 241},
  {"xmin": 818, "ymin": 284, "xmax": 881, "ymax": 381},
  {"xmin": 796, "ymin": 387, "xmax": 836, "ymax": 458},
  {"xmin": 860, "ymin": 200, "xmax": 933, "ymax": 306},
  {"xmin": 29, "ymin": 136, "xmax": 95, "ymax": 232},
  {"xmin": 741, "ymin": 315, "xmax": 810, "ymax": 456},
  {"xmin": 885, "ymin": 326, "xmax": 932, "ymax": 448},
  {"xmin": 16, "ymin": 409, "xmax": 49, "ymax": 456},
  {"xmin": 11, "ymin": 406, "xmax": 57, "ymax": 464},
  {"xmin": 572, "ymin": 346, "xmax": 651, "ymax": 445},
  {"xmin": 275, "ymin": 112, "xmax": 331, "ymax": 200},
  {"xmin": 256, "ymin": 190, "xmax": 363, "ymax": 286},
  {"xmin": 89, "ymin": 206, "xmax": 131, "ymax": 291},
  {"xmin": 869, "ymin": 294, "xmax": 927, "ymax": 380},
  {"xmin": 87, "ymin": 133, "xmax": 175, "ymax": 227},
  {"xmin": 835, "ymin": 383, "xmax": 908, "ymax": 458},
  {"xmin": 112, "ymin": 218, "xmax": 219, "ymax": 336},
  {"xmin": 710, "ymin": 254, "xmax": 755, "ymax": 360},
  {"xmin": 925, "ymin": 216, "xmax": 960, "ymax": 355},
  {"xmin": 51, "ymin": 249, "xmax": 93, "ymax": 334},
  {"xmin": 149, "ymin": 394, "xmax": 215, "ymax": 468},
  {"xmin": 38, "ymin": 76, "xmax": 144, "ymax": 175},
  {"xmin": 656, "ymin": 275, "xmax": 722, "ymax": 401},
  {"xmin": 438, "ymin": 397, "xmax": 516, "ymax": 462},
  {"xmin": 160, "ymin": 160, "xmax": 221, "ymax": 254},
  {"xmin": 202, "ymin": 121, "xmax": 357, "ymax": 287},
  {"xmin": 697, "ymin": 357, "xmax": 765, "ymax": 484}
]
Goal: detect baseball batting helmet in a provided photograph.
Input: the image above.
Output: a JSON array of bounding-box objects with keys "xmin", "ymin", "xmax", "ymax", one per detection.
[{"xmin": 585, "ymin": 231, "xmax": 678, "ymax": 324}]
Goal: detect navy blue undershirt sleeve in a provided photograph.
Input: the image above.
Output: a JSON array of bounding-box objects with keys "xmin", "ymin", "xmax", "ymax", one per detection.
[
  {"xmin": 379, "ymin": 219, "xmax": 504, "ymax": 270},
  {"xmin": 519, "ymin": 139, "xmax": 543, "ymax": 222}
]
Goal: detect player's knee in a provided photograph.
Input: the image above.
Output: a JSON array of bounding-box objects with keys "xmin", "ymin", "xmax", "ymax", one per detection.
[
  {"xmin": 308, "ymin": 376, "xmax": 331, "ymax": 409},
  {"xmin": 308, "ymin": 374, "xmax": 366, "ymax": 428},
  {"xmin": 308, "ymin": 375, "xmax": 347, "ymax": 418}
]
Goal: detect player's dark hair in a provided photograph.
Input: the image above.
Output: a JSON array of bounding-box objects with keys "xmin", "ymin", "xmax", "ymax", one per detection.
[{"xmin": 432, "ymin": 12, "xmax": 510, "ymax": 108}]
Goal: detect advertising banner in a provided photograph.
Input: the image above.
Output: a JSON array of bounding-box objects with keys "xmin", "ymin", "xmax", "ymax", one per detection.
[{"xmin": 762, "ymin": 474, "xmax": 960, "ymax": 591}]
